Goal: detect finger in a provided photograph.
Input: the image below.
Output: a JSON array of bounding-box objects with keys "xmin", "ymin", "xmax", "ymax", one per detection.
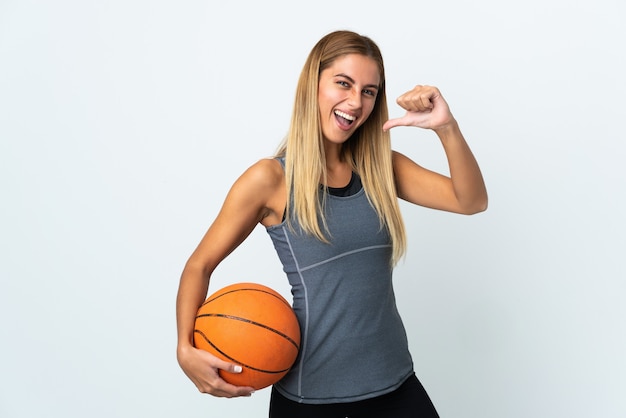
[
  {"xmin": 211, "ymin": 359, "xmax": 256, "ymax": 397},
  {"xmin": 396, "ymin": 93, "xmax": 432, "ymax": 112},
  {"xmin": 222, "ymin": 362, "xmax": 244, "ymax": 374},
  {"xmin": 208, "ymin": 354, "xmax": 243, "ymax": 375},
  {"xmin": 418, "ymin": 93, "xmax": 434, "ymax": 111},
  {"xmin": 192, "ymin": 374, "xmax": 253, "ymax": 398},
  {"xmin": 383, "ymin": 117, "xmax": 405, "ymax": 131},
  {"xmin": 214, "ymin": 380, "xmax": 256, "ymax": 398},
  {"xmin": 400, "ymin": 85, "xmax": 439, "ymax": 110}
]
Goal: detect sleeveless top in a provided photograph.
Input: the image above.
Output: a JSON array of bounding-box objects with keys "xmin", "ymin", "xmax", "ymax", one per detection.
[{"xmin": 265, "ymin": 158, "xmax": 414, "ymax": 404}]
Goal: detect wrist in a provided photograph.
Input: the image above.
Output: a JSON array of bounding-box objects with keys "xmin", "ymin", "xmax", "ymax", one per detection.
[
  {"xmin": 177, "ymin": 338, "xmax": 195, "ymax": 355},
  {"xmin": 433, "ymin": 118, "xmax": 460, "ymax": 140}
]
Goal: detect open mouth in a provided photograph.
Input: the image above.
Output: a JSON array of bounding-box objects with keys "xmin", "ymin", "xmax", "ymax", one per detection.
[{"xmin": 334, "ymin": 110, "xmax": 356, "ymax": 127}]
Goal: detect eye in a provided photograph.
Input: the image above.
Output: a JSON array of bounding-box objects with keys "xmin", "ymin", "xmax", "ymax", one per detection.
[
  {"xmin": 337, "ymin": 80, "xmax": 350, "ymax": 88},
  {"xmin": 363, "ymin": 88, "xmax": 377, "ymax": 97}
]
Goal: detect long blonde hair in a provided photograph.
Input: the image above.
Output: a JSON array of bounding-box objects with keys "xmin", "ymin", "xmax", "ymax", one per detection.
[{"xmin": 275, "ymin": 30, "xmax": 406, "ymax": 265}]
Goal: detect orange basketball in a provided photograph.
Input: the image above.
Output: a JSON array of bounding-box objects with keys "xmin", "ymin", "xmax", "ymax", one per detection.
[{"xmin": 193, "ymin": 282, "xmax": 301, "ymax": 390}]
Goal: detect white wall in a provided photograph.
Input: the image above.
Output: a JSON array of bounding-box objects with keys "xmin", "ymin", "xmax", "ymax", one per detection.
[{"xmin": 1, "ymin": 1, "xmax": 624, "ymax": 417}]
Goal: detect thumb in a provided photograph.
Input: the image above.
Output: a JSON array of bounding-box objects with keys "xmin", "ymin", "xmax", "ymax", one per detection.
[
  {"xmin": 202, "ymin": 350, "xmax": 243, "ymax": 374},
  {"xmin": 382, "ymin": 116, "xmax": 407, "ymax": 132},
  {"xmin": 219, "ymin": 361, "xmax": 243, "ymax": 374}
]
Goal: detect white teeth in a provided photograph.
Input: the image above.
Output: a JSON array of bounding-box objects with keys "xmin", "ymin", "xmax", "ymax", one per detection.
[{"xmin": 334, "ymin": 110, "xmax": 356, "ymax": 121}]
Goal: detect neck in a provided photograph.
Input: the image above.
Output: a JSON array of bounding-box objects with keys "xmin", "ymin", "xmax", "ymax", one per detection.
[
  {"xmin": 322, "ymin": 144, "xmax": 352, "ymax": 187},
  {"xmin": 323, "ymin": 140, "xmax": 342, "ymax": 163}
]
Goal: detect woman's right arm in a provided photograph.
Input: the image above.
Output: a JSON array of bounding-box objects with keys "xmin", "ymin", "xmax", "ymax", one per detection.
[{"xmin": 176, "ymin": 158, "xmax": 284, "ymax": 398}]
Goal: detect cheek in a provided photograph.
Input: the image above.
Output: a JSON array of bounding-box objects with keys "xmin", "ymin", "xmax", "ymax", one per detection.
[
  {"xmin": 360, "ymin": 103, "xmax": 376, "ymax": 124},
  {"xmin": 318, "ymin": 89, "xmax": 338, "ymax": 110}
]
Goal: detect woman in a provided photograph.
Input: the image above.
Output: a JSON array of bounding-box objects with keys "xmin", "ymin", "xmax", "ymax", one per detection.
[{"xmin": 176, "ymin": 30, "xmax": 487, "ymax": 417}]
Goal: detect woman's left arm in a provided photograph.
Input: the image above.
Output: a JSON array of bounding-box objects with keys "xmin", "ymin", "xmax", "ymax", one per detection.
[{"xmin": 384, "ymin": 85, "xmax": 488, "ymax": 215}]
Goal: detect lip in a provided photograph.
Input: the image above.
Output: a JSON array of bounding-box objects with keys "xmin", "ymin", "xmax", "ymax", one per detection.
[{"xmin": 334, "ymin": 109, "xmax": 358, "ymax": 132}]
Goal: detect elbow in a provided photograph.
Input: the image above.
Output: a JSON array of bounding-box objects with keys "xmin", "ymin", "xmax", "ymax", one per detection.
[
  {"xmin": 468, "ymin": 202, "xmax": 488, "ymax": 215},
  {"xmin": 460, "ymin": 195, "xmax": 488, "ymax": 215}
]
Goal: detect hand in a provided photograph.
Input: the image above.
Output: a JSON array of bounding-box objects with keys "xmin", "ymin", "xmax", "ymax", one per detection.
[
  {"xmin": 383, "ymin": 85, "xmax": 455, "ymax": 131},
  {"xmin": 177, "ymin": 344, "xmax": 255, "ymax": 398}
]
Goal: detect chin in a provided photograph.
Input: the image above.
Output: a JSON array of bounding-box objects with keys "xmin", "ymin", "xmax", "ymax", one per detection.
[{"xmin": 323, "ymin": 130, "xmax": 354, "ymax": 145}]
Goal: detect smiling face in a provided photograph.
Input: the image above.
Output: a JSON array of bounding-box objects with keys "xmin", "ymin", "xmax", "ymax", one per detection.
[{"xmin": 317, "ymin": 53, "xmax": 381, "ymax": 146}]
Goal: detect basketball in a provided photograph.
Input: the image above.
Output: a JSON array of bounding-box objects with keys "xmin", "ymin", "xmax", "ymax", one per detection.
[{"xmin": 193, "ymin": 282, "xmax": 301, "ymax": 390}]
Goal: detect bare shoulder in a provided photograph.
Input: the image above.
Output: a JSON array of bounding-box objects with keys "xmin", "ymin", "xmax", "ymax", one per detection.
[
  {"xmin": 237, "ymin": 157, "xmax": 284, "ymax": 191},
  {"xmin": 227, "ymin": 157, "xmax": 285, "ymax": 226}
]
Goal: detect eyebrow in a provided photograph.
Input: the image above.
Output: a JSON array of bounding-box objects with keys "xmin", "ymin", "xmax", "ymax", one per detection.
[{"xmin": 335, "ymin": 73, "xmax": 380, "ymax": 90}]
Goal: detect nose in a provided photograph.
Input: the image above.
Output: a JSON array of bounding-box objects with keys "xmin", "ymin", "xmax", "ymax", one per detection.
[{"xmin": 347, "ymin": 88, "xmax": 362, "ymax": 109}]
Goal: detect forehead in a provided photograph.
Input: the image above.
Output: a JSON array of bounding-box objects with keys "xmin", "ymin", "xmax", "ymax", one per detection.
[{"xmin": 323, "ymin": 54, "xmax": 381, "ymax": 86}]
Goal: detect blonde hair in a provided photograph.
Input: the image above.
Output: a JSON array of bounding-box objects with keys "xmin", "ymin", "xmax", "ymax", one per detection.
[{"xmin": 276, "ymin": 30, "xmax": 406, "ymax": 265}]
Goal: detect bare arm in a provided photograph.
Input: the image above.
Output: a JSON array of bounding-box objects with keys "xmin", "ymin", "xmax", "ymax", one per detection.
[
  {"xmin": 176, "ymin": 158, "xmax": 284, "ymax": 397},
  {"xmin": 384, "ymin": 85, "xmax": 488, "ymax": 214}
]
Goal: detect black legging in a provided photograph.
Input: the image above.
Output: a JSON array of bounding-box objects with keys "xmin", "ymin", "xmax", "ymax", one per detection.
[{"xmin": 269, "ymin": 373, "xmax": 440, "ymax": 418}]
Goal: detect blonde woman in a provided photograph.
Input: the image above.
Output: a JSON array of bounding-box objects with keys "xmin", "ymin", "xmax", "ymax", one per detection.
[{"xmin": 176, "ymin": 30, "xmax": 487, "ymax": 417}]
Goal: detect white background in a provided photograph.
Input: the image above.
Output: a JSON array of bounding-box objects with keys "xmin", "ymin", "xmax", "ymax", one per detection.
[{"xmin": 1, "ymin": 1, "xmax": 624, "ymax": 417}]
